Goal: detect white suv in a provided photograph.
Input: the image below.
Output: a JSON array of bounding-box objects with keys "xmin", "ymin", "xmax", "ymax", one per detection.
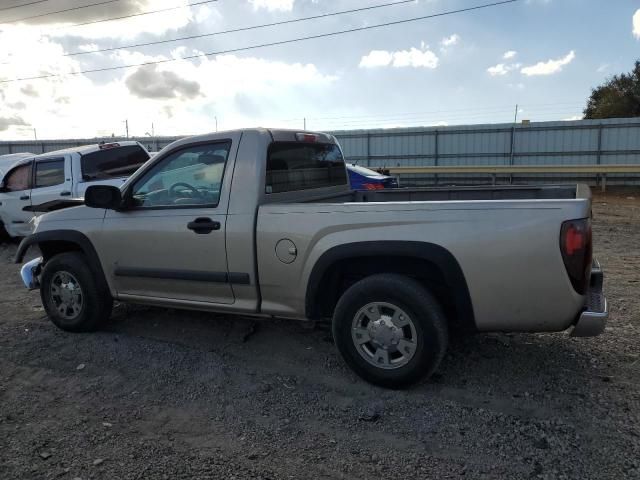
[{"xmin": 0, "ymin": 142, "xmax": 149, "ymax": 237}]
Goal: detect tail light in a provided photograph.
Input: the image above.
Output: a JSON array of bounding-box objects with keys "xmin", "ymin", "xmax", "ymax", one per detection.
[
  {"xmin": 363, "ymin": 183, "xmax": 384, "ymax": 190},
  {"xmin": 98, "ymin": 142, "xmax": 121, "ymax": 150},
  {"xmin": 560, "ymin": 218, "xmax": 592, "ymax": 294},
  {"xmin": 295, "ymin": 133, "xmax": 318, "ymax": 143}
]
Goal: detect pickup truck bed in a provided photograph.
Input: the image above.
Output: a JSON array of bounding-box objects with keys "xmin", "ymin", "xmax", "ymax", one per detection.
[{"xmin": 256, "ymin": 183, "xmax": 593, "ymax": 334}]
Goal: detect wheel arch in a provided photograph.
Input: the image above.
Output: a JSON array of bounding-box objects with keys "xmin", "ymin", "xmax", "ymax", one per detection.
[
  {"xmin": 14, "ymin": 230, "xmax": 111, "ymax": 295},
  {"xmin": 305, "ymin": 241, "xmax": 476, "ymax": 331}
]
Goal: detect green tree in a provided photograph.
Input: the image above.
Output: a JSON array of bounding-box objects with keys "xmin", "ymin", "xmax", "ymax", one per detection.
[{"xmin": 584, "ymin": 60, "xmax": 640, "ymax": 119}]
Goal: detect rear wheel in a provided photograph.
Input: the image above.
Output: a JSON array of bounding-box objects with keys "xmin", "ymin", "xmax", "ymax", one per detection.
[
  {"xmin": 332, "ymin": 274, "xmax": 448, "ymax": 388},
  {"xmin": 40, "ymin": 252, "xmax": 113, "ymax": 332}
]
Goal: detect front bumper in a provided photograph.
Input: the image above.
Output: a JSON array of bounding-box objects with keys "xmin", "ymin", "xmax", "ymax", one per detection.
[
  {"xmin": 570, "ymin": 260, "xmax": 608, "ymax": 337},
  {"xmin": 20, "ymin": 256, "xmax": 43, "ymax": 290}
]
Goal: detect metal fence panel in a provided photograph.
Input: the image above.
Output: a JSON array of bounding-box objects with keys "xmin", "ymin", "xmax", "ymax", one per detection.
[{"xmin": 2, "ymin": 117, "xmax": 640, "ymax": 186}]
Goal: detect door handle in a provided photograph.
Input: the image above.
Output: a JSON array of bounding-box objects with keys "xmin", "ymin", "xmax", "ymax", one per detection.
[
  {"xmin": 60, "ymin": 191, "xmax": 71, "ymax": 196},
  {"xmin": 20, "ymin": 195, "xmax": 30, "ymax": 200},
  {"xmin": 187, "ymin": 217, "xmax": 220, "ymax": 234}
]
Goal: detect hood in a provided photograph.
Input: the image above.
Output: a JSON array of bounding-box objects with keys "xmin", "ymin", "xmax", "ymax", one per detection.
[{"xmin": 34, "ymin": 205, "xmax": 106, "ymax": 231}]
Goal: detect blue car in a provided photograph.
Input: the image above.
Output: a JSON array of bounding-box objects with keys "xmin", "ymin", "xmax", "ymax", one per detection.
[{"xmin": 347, "ymin": 163, "xmax": 399, "ymax": 190}]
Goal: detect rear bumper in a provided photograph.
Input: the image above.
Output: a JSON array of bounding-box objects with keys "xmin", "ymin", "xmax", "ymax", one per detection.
[{"xmin": 570, "ymin": 260, "xmax": 608, "ymax": 337}]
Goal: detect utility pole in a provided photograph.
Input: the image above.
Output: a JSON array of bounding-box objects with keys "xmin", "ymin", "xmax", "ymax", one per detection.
[
  {"xmin": 215, "ymin": 116, "xmax": 218, "ymax": 132},
  {"xmin": 151, "ymin": 122, "xmax": 154, "ymax": 137},
  {"xmin": 33, "ymin": 128, "xmax": 37, "ymax": 140},
  {"xmin": 124, "ymin": 119, "xmax": 129, "ymax": 138},
  {"xmin": 303, "ymin": 117, "xmax": 306, "ymax": 130},
  {"xmin": 513, "ymin": 104, "xmax": 518, "ymax": 124}
]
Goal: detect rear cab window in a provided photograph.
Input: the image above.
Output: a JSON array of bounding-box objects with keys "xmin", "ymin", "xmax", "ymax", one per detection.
[
  {"xmin": 265, "ymin": 142, "xmax": 347, "ymax": 194},
  {"xmin": 81, "ymin": 144, "xmax": 149, "ymax": 181}
]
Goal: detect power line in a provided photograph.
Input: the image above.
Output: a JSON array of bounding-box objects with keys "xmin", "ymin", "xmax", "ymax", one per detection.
[
  {"xmin": 3, "ymin": 0, "xmax": 125, "ymax": 23},
  {"xmin": 48, "ymin": 0, "xmax": 218, "ymax": 31},
  {"xmin": 65, "ymin": 0, "xmax": 417, "ymax": 57},
  {"xmin": 0, "ymin": 0, "xmax": 51, "ymax": 13},
  {"xmin": 0, "ymin": 0, "xmax": 520, "ymax": 84}
]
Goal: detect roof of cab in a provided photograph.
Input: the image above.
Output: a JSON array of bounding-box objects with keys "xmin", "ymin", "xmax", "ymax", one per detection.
[
  {"xmin": 0, "ymin": 153, "xmax": 33, "ymax": 162},
  {"xmin": 31, "ymin": 140, "xmax": 143, "ymax": 157},
  {"xmin": 157, "ymin": 128, "xmax": 337, "ymax": 153}
]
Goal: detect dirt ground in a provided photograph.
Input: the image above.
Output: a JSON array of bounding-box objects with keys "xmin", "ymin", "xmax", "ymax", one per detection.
[{"xmin": 1, "ymin": 190, "xmax": 639, "ymax": 480}]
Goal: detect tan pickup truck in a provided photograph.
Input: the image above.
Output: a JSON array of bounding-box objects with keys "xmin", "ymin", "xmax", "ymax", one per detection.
[{"xmin": 15, "ymin": 128, "xmax": 608, "ymax": 388}]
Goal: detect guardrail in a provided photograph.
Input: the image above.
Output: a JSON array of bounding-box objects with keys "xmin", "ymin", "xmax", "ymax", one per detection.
[{"xmin": 386, "ymin": 165, "xmax": 640, "ymax": 192}]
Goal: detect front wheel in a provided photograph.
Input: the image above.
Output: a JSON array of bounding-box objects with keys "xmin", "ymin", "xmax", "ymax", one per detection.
[
  {"xmin": 332, "ymin": 274, "xmax": 448, "ymax": 388},
  {"xmin": 40, "ymin": 252, "xmax": 113, "ymax": 332}
]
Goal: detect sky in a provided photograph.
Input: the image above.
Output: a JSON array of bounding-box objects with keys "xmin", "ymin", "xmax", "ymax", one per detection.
[{"xmin": 0, "ymin": 0, "xmax": 639, "ymax": 140}]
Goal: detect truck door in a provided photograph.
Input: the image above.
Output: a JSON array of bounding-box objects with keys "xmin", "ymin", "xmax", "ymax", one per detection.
[
  {"xmin": 30, "ymin": 156, "xmax": 72, "ymax": 208},
  {"xmin": 0, "ymin": 161, "xmax": 33, "ymax": 237},
  {"xmin": 100, "ymin": 137, "xmax": 240, "ymax": 305}
]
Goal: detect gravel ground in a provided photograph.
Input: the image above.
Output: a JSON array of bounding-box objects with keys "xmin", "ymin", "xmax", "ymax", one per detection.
[{"xmin": 0, "ymin": 191, "xmax": 639, "ymax": 480}]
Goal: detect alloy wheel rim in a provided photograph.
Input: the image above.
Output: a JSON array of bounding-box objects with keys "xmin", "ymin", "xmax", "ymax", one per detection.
[
  {"xmin": 351, "ymin": 302, "xmax": 418, "ymax": 370},
  {"xmin": 50, "ymin": 271, "xmax": 83, "ymax": 320}
]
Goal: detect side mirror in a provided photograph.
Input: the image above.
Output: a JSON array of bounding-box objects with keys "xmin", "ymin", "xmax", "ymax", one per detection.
[
  {"xmin": 0, "ymin": 182, "xmax": 6, "ymax": 193},
  {"xmin": 84, "ymin": 185, "xmax": 123, "ymax": 210}
]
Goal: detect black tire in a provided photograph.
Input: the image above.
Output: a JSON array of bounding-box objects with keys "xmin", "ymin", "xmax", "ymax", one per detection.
[
  {"xmin": 332, "ymin": 273, "xmax": 448, "ymax": 388},
  {"xmin": 40, "ymin": 252, "xmax": 113, "ymax": 332}
]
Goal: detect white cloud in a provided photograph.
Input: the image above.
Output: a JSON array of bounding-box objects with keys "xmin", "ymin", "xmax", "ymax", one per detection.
[
  {"xmin": 563, "ymin": 115, "xmax": 582, "ymax": 121},
  {"xmin": 195, "ymin": 5, "xmax": 213, "ymax": 23},
  {"xmin": 359, "ymin": 50, "xmax": 393, "ymax": 68},
  {"xmin": 0, "ymin": 27, "xmax": 338, "ymax": 139},
  {"xmin": 0, "ymin": 116, "xmax": 28, "ymax": 132},
  {"xmin": 503, "ymin": 50, "xmax": 517, "ymax": 59},
  {"xmin": 487, "ymin": 63, "xmax": 509, "ymax": 76},
  {"xmin": 521, "ymin": 50, "xmax": 576, "ymax": 76},
  {"xmin": 3, "ymin": 1, "xmax": 198, "ymax": 40},
  {"xmin": 597, "ymin": 63, "xmax": 609, "ymax": 73},
  {"xmin": 440, "ymin": 34, "xmax": 460, "ymax": 47},
  {"xmin": 633, "ymin": 9, "xmax": 640, "ymax": 39},
  {"xmin": 249, "ymin": 0, "xmax": 294, "ymax": 11},
  {"xmin": 359, "ymin": 46, "xmax": 439, "ymax": 69},
  {"xmin": 393, "ymin": 48, "xmax": 439, "ymax": 68},
  {"xmin": 487, "ymin": 62, "xmax": 521, "ymax": 76},
  {"xmin": 125, "ymin": 64, "xmax": 201, "ymax": 100},
  {"xmin": 77, "ymin": 44, "xmax": 99, "ymax": 53}
]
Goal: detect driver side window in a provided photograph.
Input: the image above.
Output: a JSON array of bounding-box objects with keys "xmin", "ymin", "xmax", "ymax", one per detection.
[{"xmin": 131, "ymin": 141, "xmax": 231, "ymax": 208}]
